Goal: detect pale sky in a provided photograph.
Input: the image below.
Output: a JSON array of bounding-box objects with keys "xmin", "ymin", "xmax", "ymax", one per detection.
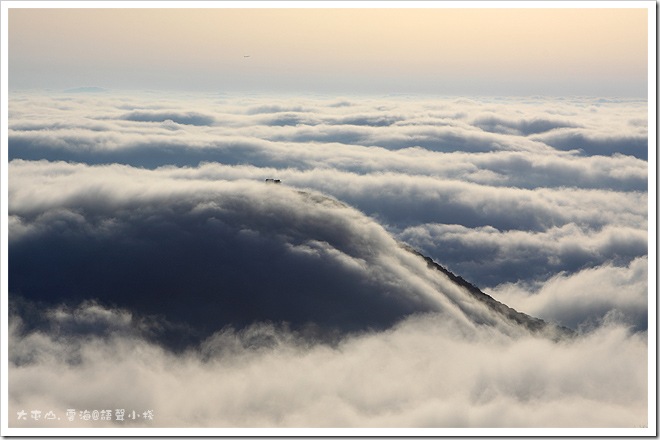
[{"xmin": 8, "ymin": 6, "xmax": 649, "ymax": 96}]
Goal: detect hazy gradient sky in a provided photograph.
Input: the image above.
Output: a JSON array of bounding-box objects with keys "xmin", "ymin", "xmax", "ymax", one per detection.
[{"xmin": 8, "ymin": 6, "xmax": 650, "ymax": 96}]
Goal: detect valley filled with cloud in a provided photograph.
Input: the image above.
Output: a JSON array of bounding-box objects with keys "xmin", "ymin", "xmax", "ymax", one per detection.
[{"xmin": 7, "ymin": 91, "xmax": 649, "ymax": 429}]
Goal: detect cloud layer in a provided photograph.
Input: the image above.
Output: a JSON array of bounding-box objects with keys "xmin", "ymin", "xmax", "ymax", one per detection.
[
  {"xmin": 6, "ymin": 91, "xmax": 649, "ymax": 429},
  {"xmin": 9, "ymin": 303, "xmax": 648, "ymax": 428},
  {"xmin": 10, "ymin": 164, "xmax": 562, "ymax": 343},
  {"xmin": 8, "ymin": 93, "xmax": 648, "ymax": 291}
]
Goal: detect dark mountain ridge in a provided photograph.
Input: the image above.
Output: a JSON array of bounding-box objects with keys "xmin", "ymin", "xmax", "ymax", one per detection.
[
  {"xmin": 9, "ymin": 184, "xmax": 573, "ymax": 350},
  {"xmin": 403, "ymin": 245, "xmax": 573, "ymax": 338}
]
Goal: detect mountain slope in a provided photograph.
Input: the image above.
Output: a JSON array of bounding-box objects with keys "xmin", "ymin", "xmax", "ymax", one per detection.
[
  {"xmin": 9, "ymin": 178, "xmax": 572, "ymax": 347},
  {"xmin": 404, "ymin": 246, "xmax": 572, "ymax": 337}
]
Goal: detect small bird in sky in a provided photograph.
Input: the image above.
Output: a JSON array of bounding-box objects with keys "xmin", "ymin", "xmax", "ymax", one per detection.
[{"xmin": 244, "ymin": 55, "xmax": 251, "ymax": 58}]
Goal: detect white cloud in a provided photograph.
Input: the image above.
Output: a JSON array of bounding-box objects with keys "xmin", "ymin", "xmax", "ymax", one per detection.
[
  {"xmin": 489, "ymin": 257, "xmax": 648, "ymax": 331},
  {"xmin": 8, "ymin": 94, "xmax": 647, "ymax": 206},
  {"xmin": 398, "ymin": 222, "xmax": 647, "ymax": 289},
  {"xmin": 8, "ymin": 306, "xmax": 647, "ymax": 428}
]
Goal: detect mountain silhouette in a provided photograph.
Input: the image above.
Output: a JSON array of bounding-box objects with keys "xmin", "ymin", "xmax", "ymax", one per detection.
[{"xmin": 9, "ymin": 183, "xmax": 572, "ymax": 349}]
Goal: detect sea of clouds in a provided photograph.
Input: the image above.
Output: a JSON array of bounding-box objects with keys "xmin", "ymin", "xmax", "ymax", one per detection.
[{"xmin": 6, "ymin": 91, "xmax": 650, "ymax": 429}]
